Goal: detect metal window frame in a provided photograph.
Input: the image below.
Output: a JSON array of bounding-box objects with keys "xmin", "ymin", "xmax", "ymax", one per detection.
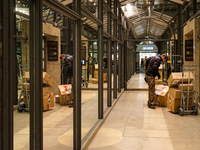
[
  {"xmin": 113, "ymin": 0, "xmax": 117, "ymax": 99},
  {"xmin": 2, "ymin": 0, "xmax": 14, "ymax": 149},
  {"xmin": 98, "ymin": 0, "xmax": 104, "ymax": 119},
  {"xmin": 107, "ymin": 0, "xmax": 112, "ymax": 107},
  {"xmin": 73, "ymin": 0, "xmax": 81, "ymax": 149},
  {"xmin": 29, "ymin": 0, "xmax": 43, "ymax": 149}
]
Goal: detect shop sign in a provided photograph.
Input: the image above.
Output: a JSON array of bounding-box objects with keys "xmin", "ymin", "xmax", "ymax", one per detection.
[{"xmin": 47, "ymin": 41, "xmax": 58, "ymax": 61}]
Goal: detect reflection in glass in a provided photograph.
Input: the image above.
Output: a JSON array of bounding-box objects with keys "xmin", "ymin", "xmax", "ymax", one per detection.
[
  {"xmin": 81, "ymin": 23, "xmax": 98, "ymax": 140},
  {"xmin": 81, "ymin": 0, "xmax": 98, "ymax": 17},
  {"xmin": 81, "ymin": 39, "xmax": 98, "ymax": 140},
  {"xmin": 103, "ymin": 40, "xmax": 108, "ymax": 112},
  {"xmin": 14, "ymin": 1, "xmax": 30, "ymax": 148}
]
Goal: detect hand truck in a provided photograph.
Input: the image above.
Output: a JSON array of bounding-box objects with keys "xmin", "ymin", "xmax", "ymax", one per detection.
[{"xmin": 178, "ymin": 65, "xmax": 198, "ymax": 116}]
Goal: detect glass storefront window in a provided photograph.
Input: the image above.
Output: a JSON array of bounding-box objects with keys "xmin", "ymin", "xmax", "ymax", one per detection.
[{"xmin": 14, "ymin": 1, "xmax": 30, "ymax": 149}]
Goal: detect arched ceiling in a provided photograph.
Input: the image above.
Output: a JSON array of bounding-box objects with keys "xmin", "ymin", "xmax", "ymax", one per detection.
[{"xmin": 120, "ymin": 0, "xmax": 179, "ymax": 39}]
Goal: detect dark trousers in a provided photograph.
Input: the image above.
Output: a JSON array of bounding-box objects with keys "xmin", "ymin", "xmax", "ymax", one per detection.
[{"xmin": 146, "ymin": 75, "xmax": 155, "ymax": 105}]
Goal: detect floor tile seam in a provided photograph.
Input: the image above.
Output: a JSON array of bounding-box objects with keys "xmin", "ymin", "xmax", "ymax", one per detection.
[
  {"xmin": 43, "ymin": 126, "xmax": 72, "ymax": 129},
  {"xmin": 122, "ymin": 113, "xmax": 138, "ymax": 137},
  {"xmin": 125, "ymin": 129, "xmax": 168, "ymax": 131},
  {"xmin": 123, "ymin": 135, "xmax": 170, "ymax": 139},
  {"xmin": 14, "ymin": 133, "xmax": 30, "ymax": 135}
]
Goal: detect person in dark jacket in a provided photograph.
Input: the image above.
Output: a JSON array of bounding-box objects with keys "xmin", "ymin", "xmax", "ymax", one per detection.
[
  {"xmin": 60, "ymin": 54, "xmax": 73, "ymax": 107},
  {"xmin": 145, "ymin": 54, "xmax": 168, "ymax": 109}
]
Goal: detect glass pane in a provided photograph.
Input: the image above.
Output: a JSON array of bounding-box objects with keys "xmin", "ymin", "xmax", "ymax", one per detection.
[
  {"xmin": 103, "ymin": 40, "xmax": 108, "ymax": 112},
  {"xmin": 42, "ymin": 16, "xmax": 74, "ymax": 149},
  {"xmin": 81, "ymin": 0, "xmax": 98, "ymax": 17},
  {"xmin": 112, "ymin": 43, "xmax": 114, "ymax": 102},
  {"xmin": 81, "ymin": 22, "xmax": 98, "ymax": 141},
  {"xmin": 14, "ymin": 1, "xmax": 30, "ymax": 149}
]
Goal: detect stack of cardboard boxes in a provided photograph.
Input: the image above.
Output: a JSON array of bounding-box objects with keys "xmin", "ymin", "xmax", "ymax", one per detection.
[
  {"xmin": 58, "ymin": 84, "xmax": 73, "ymax": 106},
  {"xmin": 24, "ymin": 72, "xmax": 54, "ymax": 111},
  {"xmin": 89, "ymin": 64, "xmax": 108, "ymax": 84},
  {"xmin": 167, "ymin": 72, "xmax": 194, "ymax": 113}
]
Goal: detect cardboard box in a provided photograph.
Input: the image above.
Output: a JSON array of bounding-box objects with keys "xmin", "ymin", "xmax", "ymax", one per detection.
[
  {"xmin": 23, "ymin": 72, "xmax": 30, "ymax": 82},
  {"xmin": 168, "ymin": 87, "xmax": 181, "ymax": 99},
  {"xmin": 58, "ymin": 85, "xmax": 72, "ymax": 105},
  {"xmin": 92, "ymin": 78, "xmax": 98, "ymax": 84},
  {"xmin": 22, "ymin": 83, "xmax": 30, "ymax": 90},
  {"xmin": 155, "ymin": 79, "xmax": 163, "ymax": 84},
  {"xmin": 43, "ymin": 93, "xmax": 54, "ymax": 111},
  {"xmin": 154, "ymin": 85, "xmax": 169, "ymax": 107},
  {"xmin": 55, "ymin": 95, "xmax": 60, "ymax": 103},
  {"xmin": 43, "ymin": 72, "xmax": 54, "ymax": 86},
  {"xmin": 23, "ymin": 72, "xmax": 54, "ymax": 86},
  {"xmin": 167, "ymin": 94, "xmax": 170, "ymax": 109},
  {"xmin": 50, "ymin": 93, "xmax": 54, "ymax": 107},
  {"xmin": 167, "ymin": 72, "xmax": 194, "ymax": 87},
  {"xmin": 178, "ymin": 84, "xmax": 194, "ymax": 91},
  {"xmin": 43, "ymin": 87, "xmax": 53, "ymax": 96},
  {"xmin": 89, "ymin": 78, "xmax": 93, "ymax": 83},
  {"xmin": 169, "ymin": 97, "xmax": 181, "ymax": 113},
  {"xmin": 94, "ymin": 70, "xmax": 98, "ymax": 79},
  {"xmin": 103, "ymin": 73, "xmax": 108, "ymax": 82},
  {"xmin": 43, "ymin": 95, "xmax": 49, "ymax": 111},
  {"xmin": 58, "ymin": 85, "xmax": 72, "ymax": 92},
  {"xmin": 154, "ymin": 94, "xmax": 167, "ymax": 107},
  {"xmin": 60, "ymin": 94, "xmax": 67, "ymax": 105},
  {"xmin": 66, "ymin": 93, "xmax": 73, "ymax": 104}
]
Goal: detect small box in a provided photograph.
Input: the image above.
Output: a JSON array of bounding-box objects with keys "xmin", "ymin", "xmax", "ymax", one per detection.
[
  {"xmin": 167, "ymin": 94, "xmax": 170, "ymax": 109},
  {"xmin": 169, "ymin": 97, "xmax": 181, "ymax": 113},
  {"xmin": 43, "ymin": 87, "xmax": 53, "ymax": 96},
  {"xmin": 92, "ymin": 78, "xmax": 98, "ymax": 84},
  {"xmin": 60, "ymin": 94, "xmax": 67, "ymax": 105},
  {"xmin": 94, "ymin": 70, "xmax": 98, "ymax": 79},
  {"xmin": 103, "ymin": 73, "xmax": 108, "ymax": 82},
  {"xmin": 43, "ymin": 93, "xmax": 54, "ymax": 111},
  {"xmin": 155, "ymin": 79, "xmax": 163, "ymax": 84},
  {"xmin": 50, "ymin": 93, "xmax": 54, "ymax": 108},
  {"xmin": 168, "ymin": 87, "xmax": 181, "ymax": 99},
  {"xmin": 55, "ymin": 95, "xmax": 60, "ymax": 103},
  {"xmin": 43, "ymin": 72, "xmax": 54, "ymax": 86},
  {"xmin": 22, "ymin": 83, "xmax": 30, "ymax": 90},
  {"xmin": 154, "ymin": 94, "xmax": 167, "ymax": 107},
  {"xmin": 23, "ymin": 72, "xmax": 30, "ymax": 82},
  {"xmin": 43, "ymin": 95, "xmax": 49, "ymax": 111}
]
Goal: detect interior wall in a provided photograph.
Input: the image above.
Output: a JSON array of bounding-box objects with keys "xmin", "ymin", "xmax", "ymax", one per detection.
[
  {"xmin": 183, "ymin": 18, "xmax": 200, "ymax": 101},
  {"xmin": 43, "ymin": 23, "xmax": 61, "ymax": 94},
  {"xmin": 127, "ymin": 41, "xmax": 136, "ymax": 80},
  {"xmin": 21, "ymin": 20, "xmax": 30, "ymax": 74}
]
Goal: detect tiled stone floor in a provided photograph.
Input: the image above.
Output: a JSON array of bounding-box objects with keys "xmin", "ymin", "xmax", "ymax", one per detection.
[
  {"xmin": 87, "ymin": 90, "xmax": 200, "ymax": 150},
  {"xmin": 14, "ymin": 73, "xmax": 200, "ymax": 150}
]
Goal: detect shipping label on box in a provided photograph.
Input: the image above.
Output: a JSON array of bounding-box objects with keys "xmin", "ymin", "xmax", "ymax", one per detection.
[
  {"xmin": 172, "ymin": 80, "xmax": 180, "ymax": 85},
  {"xmin": 155, "ymin": 85, "xmax": 169, "ymax": 96}
]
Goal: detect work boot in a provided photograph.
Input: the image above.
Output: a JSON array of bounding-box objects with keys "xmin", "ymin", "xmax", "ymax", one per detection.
[{"xmin": 148, "ymin": 104, "xmax": 155, "ymax": 109}]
